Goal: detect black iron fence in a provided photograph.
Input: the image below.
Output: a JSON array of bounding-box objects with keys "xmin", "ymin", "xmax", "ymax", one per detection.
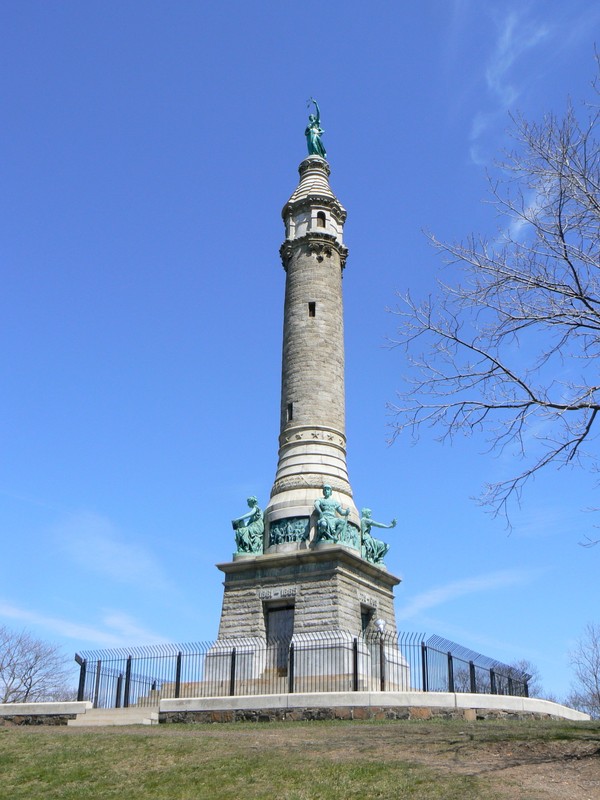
[{"xmin": 75, "ymin": 631, "xmax": 530, "ymax": 709}]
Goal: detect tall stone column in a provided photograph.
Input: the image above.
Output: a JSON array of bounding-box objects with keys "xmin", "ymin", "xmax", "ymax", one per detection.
[
  {"xmin": 264, "ymin": 156, "xmax": 360, "ymax": 552},
  {"xmin": 213, "ymin": 146, "xmax": 401, "ymax": 660}
]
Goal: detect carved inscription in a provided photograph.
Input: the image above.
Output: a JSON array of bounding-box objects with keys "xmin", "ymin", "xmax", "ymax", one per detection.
[
  {"xmin": 258, "ymin": 586, "xmax": 298, "ymax": 601},
  {"xmin": 357, "ymin": 591, "xmax": 379, "ymax": 609}
]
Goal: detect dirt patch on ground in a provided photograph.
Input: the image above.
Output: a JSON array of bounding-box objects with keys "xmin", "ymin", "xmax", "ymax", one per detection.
[{"xmin": 165, "ymin": 718, "xmax": 600, "ymax": 799}]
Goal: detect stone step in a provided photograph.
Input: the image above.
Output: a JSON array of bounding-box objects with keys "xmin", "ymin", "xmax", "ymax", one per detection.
[{"xmin": 68, "ymin": 707, "xmax": 159, "ymax": 727}]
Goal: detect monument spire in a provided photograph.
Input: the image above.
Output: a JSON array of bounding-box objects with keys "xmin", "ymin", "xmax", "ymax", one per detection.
[
  {"xmin": 263, "ymin": 138, "xmax": 360, "ymax": 551},
  {"xmin": 213, "ymin": 107, "xmax": 400, "ymax": 658}
]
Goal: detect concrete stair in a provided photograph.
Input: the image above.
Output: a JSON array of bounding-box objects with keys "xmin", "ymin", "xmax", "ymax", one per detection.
[{"xmin": 67, "ymin": 706, "xmax": 159, "ymax": 727}]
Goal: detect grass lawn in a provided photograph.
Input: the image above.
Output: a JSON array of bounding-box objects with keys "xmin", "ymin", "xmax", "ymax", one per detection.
[{"xmin": 0, "ymin": 718, "xmax": 598, "ymax": 799}]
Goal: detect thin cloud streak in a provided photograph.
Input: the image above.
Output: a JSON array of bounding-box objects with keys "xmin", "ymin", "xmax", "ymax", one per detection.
[
  {"xmin": 0, "ymin": 601, "xmax": 169, "ymax": 647},
  {"xmin": 469, "ymin": 7, "xmax": 549, "ymax": 163},
  {"xmin": 485, "ymin": 12, "xmax": 549, "ymax": 106},
  {"xmin": 396, "ymin": 568, "xmax": 540, "ymax": 622},
  {"xmin": 53, "ymin": 511, "xmax": 170, "ymax": 590}
]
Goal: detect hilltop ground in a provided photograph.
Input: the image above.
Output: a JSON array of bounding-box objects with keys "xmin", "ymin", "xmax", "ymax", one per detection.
[{"xmin": 0, "ymin": 717, "xmax": 599, "ymax": 799}]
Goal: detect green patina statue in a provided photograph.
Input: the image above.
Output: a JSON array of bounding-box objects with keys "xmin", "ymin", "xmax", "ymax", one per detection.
[
  {"xmin": 232, "ymin": 496, "xmax": 264, "ymax": 554},
  {"xmin": 360, "ymin": 508, "xmax": 397, "ymax": 564},
  {"xmin": 314, "ymin": 484, "xmax": 349, "ymax": 542},
  {"xmin": 305, "ymin": 98, "xmax": 326, "ymax": 159}
]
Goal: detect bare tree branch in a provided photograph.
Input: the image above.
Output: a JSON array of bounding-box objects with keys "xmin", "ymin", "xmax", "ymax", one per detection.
[
  {"xmin": 566, "ymin": 622, "xmax": 600, "ymax": 717},
  {"xmin": 389, "ymin": 62, "xmax": 600, "ymax": 522},
  {"xmin": 0, "ymin": 627, "xmax": 73, "ymax": 703}
]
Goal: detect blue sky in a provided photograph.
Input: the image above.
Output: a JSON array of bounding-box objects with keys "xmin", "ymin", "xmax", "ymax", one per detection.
[{"xmin": 1, "ymin": 0, "xmax": 599, "ymax": 700}]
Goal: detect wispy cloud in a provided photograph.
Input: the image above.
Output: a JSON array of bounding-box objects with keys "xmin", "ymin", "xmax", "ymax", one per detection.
[
  {"xmin": 512, "ymin": 504, "xmax": 591, "ymax": 541},
  {"xmin": 0, "ymin": 601, "xmax": 169, "ymax": 647},
  {"xmin": 396, "ymin": 568, "xmax": 539, "ymax": 622},
  {"xmin": 53, "ymin": 511, "xmax": 169, "ymax": 590},
  {"xmin": 470, "ymin": 9, "xmax": 549, "ymax": 164},
  {"xmin": 485, "ymin": 12, "xmax": 549, "ymax": 106}
]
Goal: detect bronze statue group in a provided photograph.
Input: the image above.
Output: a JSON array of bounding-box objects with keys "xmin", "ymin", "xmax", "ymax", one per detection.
[{"xmin": 232, "ymin": 487, "xmax": 396, "ymax": 565}]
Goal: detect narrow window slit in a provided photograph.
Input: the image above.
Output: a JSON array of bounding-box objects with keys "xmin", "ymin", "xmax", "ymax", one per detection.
[
  {"xmin": 308, "ymin": 301, "xmax": 316, "ymax": 317},
  {"xmin": 316, "ymin": 211, "xmax": 326, "ymax": 228},
  {"xmin": 287, "ymin": 403, "xmax": 293, "ymax": 421}
]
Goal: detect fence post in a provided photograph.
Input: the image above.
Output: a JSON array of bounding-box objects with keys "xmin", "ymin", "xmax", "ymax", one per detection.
[
  {"xmin": 469, "ymin": 660, "xmax": 476, "ymax": 694},
  {"xmin": 379, "ymin": 636, "xmax": 386, "ymax": 691},
  {"xmin": 447, "ymin": 652, "xmax": 454, "ymax": 693},
  {"xmin": 288, "ymin": 642, "xmax": 295, "ymax": 694},
  {"xmin": 490, "ymin": 668, "xmax": 497, "ymax": 695},
  {"xmin": 352, "ymin": 638, "xmax": 358, "ymax": 692},
  {"xmin": 421, "ymin": 642, "xmax": 428, "ymax": 692},
  {"xmin": 124, "ymin": 656, "xmax": 132, "ymax": 708},
  {"xmin": 175, "ymin": 652, "xmax": 182, "ymax": 699},
  {"xmin": 93, "ymin": 660, "xmax": 102, "ymax": 709},
  {"xmin": 229, "ymin": 647, "xmax": 237, "ymax": 697},
  {"xmin": 115, "ymin": 674, "xmax": 123, "ymax": 708},
  {"xmin": 75, "ymin": 655, "xmax": 87, "ymax": 702}
]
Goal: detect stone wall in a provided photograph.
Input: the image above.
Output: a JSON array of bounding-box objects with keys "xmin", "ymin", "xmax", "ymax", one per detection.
[
  {"xmin": 160, "ymin": 705, "xmax": 573, "ymax": 724},
  {"xmin": 0, "ymin": 713, "xmax": 77, "ymax": 726},
  {"xmin": 160, "ymin": 691, "xmax": 590, "ymax": 723},
  {"xmin": 0, "ymin": 701, "xmax": 92, "ymax": 726}
]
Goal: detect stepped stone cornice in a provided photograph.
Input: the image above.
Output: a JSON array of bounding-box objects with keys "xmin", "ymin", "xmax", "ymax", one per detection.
[{"xmin": 280, "ymin": 231, "xmax": 349, "ymax": 270}]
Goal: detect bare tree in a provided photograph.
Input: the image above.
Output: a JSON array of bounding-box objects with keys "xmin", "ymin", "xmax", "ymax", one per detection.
[
  {"xmin": 0, "ymin": 626, "xmax": 73, "ymax": 704},
  {"xmin": 390, "ymin": 64, "xmax": 600, "ymax": 520},
  {"xmin": 566, "ymin": 622, "xmax": 600, "ymax": 718},
  {"xmin": 507, "ymin": 659, "xmax": 542, "ymax": 698}
]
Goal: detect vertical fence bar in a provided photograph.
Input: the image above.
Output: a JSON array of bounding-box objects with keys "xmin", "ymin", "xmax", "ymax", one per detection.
[
  {"xmin": 490, "ymin": 669, "xmax": 497, "ymax": 695},
  {"xmin": 75, "ymin": 656, "xmax": 87, "ymax": 702},
  {"xmin": 379, "ymin": 636, "xmax": 385, "ymax": 692},
  {"xmin": 288, "ymin": 642, "xmax": 295, "ymax": 694},
  {"xmin": 124, "ymin": 656, "xmax": 132, "ymax": 708},
  {"xmin": 352, "ymin": 638, "xmax": 358, "ymax": 692},
  {"xmin": 421, "ymin": 642, "xmax": 428, "ymax": 692},
  {"xmin": 115, "ymin": 674, "xmax": 123, "ymax": 708},
  {"xmin": 469, "ymin": 661, "xmax": 476, "ymax": 694},
  {"xmin": 229, "ymin": 647, "xmax": 237, "ymax": 697},
  {"xmin": 175, "ymin": 652, "xmax": 182, "ymax": 699},
  {"xmin": 93, "ymin": 660, "xmax": 102, "ymax": 708},
  {"xmin": 447, "ymin": 652, "xmax": 454, "ymax": 693}
]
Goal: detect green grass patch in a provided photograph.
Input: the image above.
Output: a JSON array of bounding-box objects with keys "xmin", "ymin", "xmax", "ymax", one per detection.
[{"xmin": 0, "ymin": 718, "xmax": 598, "ymax": 800}]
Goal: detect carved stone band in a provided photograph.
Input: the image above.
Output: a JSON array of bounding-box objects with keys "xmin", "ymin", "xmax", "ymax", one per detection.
[
  {"xmin": 270, "ymin": 474, "xmax": 352, "ymax": 497},
  {"xmin": 279, "ymin": 426, "xmax": 346, "ymax": 449}
]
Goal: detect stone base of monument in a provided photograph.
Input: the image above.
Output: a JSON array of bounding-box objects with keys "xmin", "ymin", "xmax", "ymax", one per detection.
[
  {"xmin": 199, "ymin": 631, "xmax": 411, "ymax": 697},
  {"xmin": 215, "ymin": 545, "xmax": 401, "ymax": 642},
  {"xmin": 206, "ymin": 543, "xmax": 406, "ymax": 697}
]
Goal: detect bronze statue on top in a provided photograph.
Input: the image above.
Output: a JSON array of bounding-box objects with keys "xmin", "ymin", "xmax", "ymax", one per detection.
[{"xmin": 306, "ymin": 98, "xmax": 326, "ymax": 159}]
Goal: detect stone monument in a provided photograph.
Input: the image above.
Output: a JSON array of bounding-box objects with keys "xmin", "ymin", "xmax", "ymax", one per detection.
[{"xmin": 210, "ymin": 105, "xmax": 405, "ymax": 692}]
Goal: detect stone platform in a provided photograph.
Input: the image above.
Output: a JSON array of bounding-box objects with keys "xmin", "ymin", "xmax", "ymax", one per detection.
[
  {"xmin": 160, "ymin": 691, "xmax": 590, "ymax": 723},
  {"xmin": 1, "ymin": 694, "xmax": 588, "ymax": 726},
  {"xmin": 216, "ymin": 544, "xmax": 400, "ymax": 639}
]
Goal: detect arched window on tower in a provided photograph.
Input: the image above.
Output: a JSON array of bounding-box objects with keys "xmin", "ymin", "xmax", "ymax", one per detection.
[{"xmin": 316, "ymin": 211, "xmax": 326, "ymax": 228}]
